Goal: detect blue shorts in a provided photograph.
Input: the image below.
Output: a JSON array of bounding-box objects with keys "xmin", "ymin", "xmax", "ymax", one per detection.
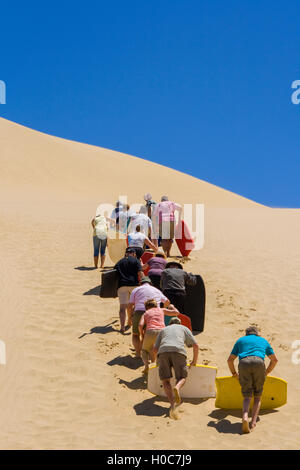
[{"xmin": 93, "ymin": 236, "xmax": 107, "ymax": 257}]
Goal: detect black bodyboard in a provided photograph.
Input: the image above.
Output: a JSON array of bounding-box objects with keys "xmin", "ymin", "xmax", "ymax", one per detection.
[
  {"xmin": 184, "ymin": 274, "xmax": 206, "ymax": 332},
  {"xmin": 99, "ymin": 269, "xmax": 118, "ymax": 298}
]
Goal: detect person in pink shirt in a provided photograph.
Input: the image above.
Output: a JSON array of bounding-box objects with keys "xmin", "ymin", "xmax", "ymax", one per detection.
[
  {"xmin": 138, "ymin": 299, "xmax": 179, "ymax": 375},
  {"xmin": 152, "ymin": 196, "xmax": 182, "ymax": 257},
  {"xmin": 128, "ymin": 278, "xmax": 170, "ymax": 357}
]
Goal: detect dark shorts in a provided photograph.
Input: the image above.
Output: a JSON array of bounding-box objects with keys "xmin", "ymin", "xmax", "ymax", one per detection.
[
  {"xmin": 149, "ymin": 274, "xmax": 162, "ymax": 290},
  {"xmin": 163, "ymin": 289, "xmax": 186, "ymax": 314},
  {"xmin": 157, "ymin": 352, "xmax": 188, "ymax": 381},
  {"xmin": 238, "ymin": 356, "xmax": 266, "ymax": 397}
]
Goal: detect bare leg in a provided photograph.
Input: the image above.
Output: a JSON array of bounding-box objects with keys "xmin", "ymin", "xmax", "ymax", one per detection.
[
  {"xmin": 162, "ymin": 379, "xmax": 178, "ymax": 419},
  {"xmin": 94, "ymin": 256, "xmax": 99, "ymax": 268},
  {"xmin": 100, "ymin": 254, "xmax": 105, "ymax": 268},
  {"xmin": 250, "ymin": 396, "xmax": 262, "ymax": 430},
  {"xmin": 132, "ymin": 334, "xmax": 142, "ymax": 357},
  {"xmin": 242, "ymin": 397, "xmax": 251, "ymax": 433},
  {"xmin": 141, "ymin": 350, "xmax": 150, "ymax": 374},
  {"xmin": 173, "ymin": 378, "xmax": 186, "ymax": 406},
  {"xmin": 149, "ymin": 348, "xmax": 157, "ymax": 363},
  {"xmin": 119, "ymin": 304, "xmax": 127, "ymax": 333},
  {"xmin": 161, "ymin": 239, "xmax": 172, "ymax": 257}
]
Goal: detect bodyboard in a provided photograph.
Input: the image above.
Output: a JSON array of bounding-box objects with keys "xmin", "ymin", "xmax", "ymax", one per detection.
[
  {"xmin": 107, "ymin": 230, "xmax": 127, "ymax": 264},
  {"xmin": 99, "ymin": 269, "xmax": 118, "ymax": 298},
  {"xmin": 148, "ymin": 364, "xmax": 217, "ymax": 399},
  {"xmin": 175, "ymin": 219, "xmax": 195, "ymax": 257},
  {"xmin": 184, "ymin": 274, "xmax": 206, "ymax": 332},
  {"xmin": 141, "ymin": 251, "xmax": 154, "ymax": 275},
  {"xmin": 164, "ymin": 313, "xmax": 192, "ymax": 331},
  {"xmin": 215, "ymin": 375, "xmax": 287, "ymax": 409}
]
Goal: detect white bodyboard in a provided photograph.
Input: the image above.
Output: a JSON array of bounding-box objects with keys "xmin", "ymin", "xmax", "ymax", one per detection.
[
  {"xmin": 107, "ymin": 230, "xmax": 127, "ymax": 264},
  {"xmin": 148, "ymin": 364, "xmax": 217, "ymax": 399}
]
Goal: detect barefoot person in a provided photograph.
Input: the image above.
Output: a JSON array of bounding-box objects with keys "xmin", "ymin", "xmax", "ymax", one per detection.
[
  {"xmin": 91, "ymin": 214, "xmax": 110, "ymax": 268},
  {"xmin": 153, "ymin": 317, "xmax": 199, "ymax": 420},
  {"xmin": 127, "ymin": 225, "xmax": 157, "ymax": 260},
  {"xmin": 160, "ymin": 261, "xmax": 197, "ymax": 313},
  {"xmin": 142, "ymin": 249, "xmax": 167, "ymax": 290},
  {"xmin": 227, "ymin": 326, "xmax": 278, "ymax": 433},
  {"xmin": 138, "ymin": 300, "xmax": 179, "ymax": 375},
  {"xmin": 127, "ymin": 277, "xmax": 170, "ymax": 357},
  {"xmin": 114, "ymin": 247, "xmax": 144, "ymax": 333},
  {"xmin": 152, "ymin": 196, "xmax": 181, "ymax": 257}
]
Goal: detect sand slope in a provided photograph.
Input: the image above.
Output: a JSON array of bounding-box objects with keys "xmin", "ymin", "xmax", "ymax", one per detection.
[{"xmin": 0, "ymin": 118, "xmax": 299, "ymax": 450}]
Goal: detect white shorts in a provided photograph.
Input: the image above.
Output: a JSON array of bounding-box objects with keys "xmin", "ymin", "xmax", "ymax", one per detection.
[{"xmin": 117, "ymin": 286, "xmax": 136, "ymax": 305}]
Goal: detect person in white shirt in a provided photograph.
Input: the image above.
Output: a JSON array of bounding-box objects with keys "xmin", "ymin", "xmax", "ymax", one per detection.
[
  {"xmin": 118, "ymin": 204, "xmax": 136, "ymax": 233},
  {"xmin": 129, "ymin": 206, "xmax": 153, "ymax": 235},
  {"xmin": 127, "ymin": 225, "xmax": 157, "ymax": 259}
]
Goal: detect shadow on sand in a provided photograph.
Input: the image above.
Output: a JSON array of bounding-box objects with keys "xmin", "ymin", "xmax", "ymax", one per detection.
[
  {"xmin": 207, "ymin": 408, "xmax": 278, "ymax": 435},
  {"xmin": 83, "ymin": 285, "xmax": 101, "ymax": 296},
  {"xmin": 107, "ymin": 354, "xmax": 143, "ymax": 370},
  {"xmin": 119, "ymin": 375, "xmax": 148, "ymax": 391},
  {"xmin": 78, "ymin": 321, "xmax": 120, "ymax": 339},
  {"xmin": 134, "ymin": 396, "xmax": 209, "ymax": 418},
  {"xmin": 74, "ymin": 266, "xmax": 98, "ymax": 271}
]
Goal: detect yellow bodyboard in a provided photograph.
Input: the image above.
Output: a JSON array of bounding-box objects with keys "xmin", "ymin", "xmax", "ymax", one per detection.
[{"xmin": 215, "ymin": 375, "xmax": 287, "ymax": 409}]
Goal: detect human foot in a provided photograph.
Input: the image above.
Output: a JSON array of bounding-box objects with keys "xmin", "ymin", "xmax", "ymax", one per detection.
[
  {"xmin": 169, "ymin": 407, "xmax": 179, "ymax": 420},
  {"xmin": 242, "ymin": 420, "xmax": 250, "ymax": 434},
  {"xmin": 173, "ymin": 387, "xmax": 182, "ymax": 406}
]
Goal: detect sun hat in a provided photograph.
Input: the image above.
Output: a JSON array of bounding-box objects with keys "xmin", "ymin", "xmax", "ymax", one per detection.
[
  {"xmin": 165, "ymin": 261, "xmax": 183, "ymax": 269},
  {"xmin": 125, "ymin": 247, "xmax": 136, "ymax": 254},
  {"xmin": 155, "ymin": 249, "xmax": 166, "ymax": 259}
]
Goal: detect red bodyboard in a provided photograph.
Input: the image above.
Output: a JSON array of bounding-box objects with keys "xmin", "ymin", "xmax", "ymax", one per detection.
[
  {"xmin": 141, "ymin": 251, "xmax": 154, "ymax": 275},
  {"xmin": 164, "ymin": 313, "xmax": 192, "ymax": 331},
  {"xmin": 175, "ymin": 220, "xmax": 195, "ymax": 257}
]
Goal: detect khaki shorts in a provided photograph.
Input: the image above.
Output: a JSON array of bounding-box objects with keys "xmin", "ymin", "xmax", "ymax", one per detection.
[
  {"xmin": 142, "ymin": 329, "xmax": 161, "ymax": 353},
  {"xmin": 238, "ymin": 356, "xmax": 266, "ymax": 397},
  {"xmin": 157, "ymin": 352, "xmax": 188, "ymax": 381},
  {"xmin": 132, "ymin": 310, "xmax": 145, "ymax": 335},
  {"xmin": 117, "ymin": 286, "xmax": 136, "ymax": 305}
]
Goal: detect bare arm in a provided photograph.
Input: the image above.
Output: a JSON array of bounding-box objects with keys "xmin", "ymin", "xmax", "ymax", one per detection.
[
  {"xmin": 138, "ymin": 315, "xmax": 145, "ymax": 340},
  {"xmin": 105, "ymin": 216, "xmax": 115, "ymax": 226},
  {"xmin": 91, "ymin": 218, "xmax": 95, "ymax": 228},
  {"xmin": 127, "ymin": 303, "xmax": 134, "ymax": 326},
  {"xmin": 227, "ymin": 354, "xmax": 238, "ymax": 377},
  {"xmin": 189, "ymin": 343, "xmax": 199, "ymax": 367},
  {"xmin": 266, "ymin": 354, "xmax": 278, "ymax": 375},
  {"xmin": 145, "ymin": 237, "xmax": 158, "ymax": 252},
  {"xmin": 162, "ymin": 304, "xmax": 179, "ymax": 316}
]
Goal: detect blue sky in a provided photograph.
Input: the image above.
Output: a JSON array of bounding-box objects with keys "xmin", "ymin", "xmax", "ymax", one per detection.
[{"xmin": 1, "ymin": 0, "xmax": 299, "ymax": 207}]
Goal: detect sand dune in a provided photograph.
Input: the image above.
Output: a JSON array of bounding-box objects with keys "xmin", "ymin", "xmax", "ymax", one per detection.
[{"xmin": 0, "ymin": 117, "xmax": 299, "ymax": 450}]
